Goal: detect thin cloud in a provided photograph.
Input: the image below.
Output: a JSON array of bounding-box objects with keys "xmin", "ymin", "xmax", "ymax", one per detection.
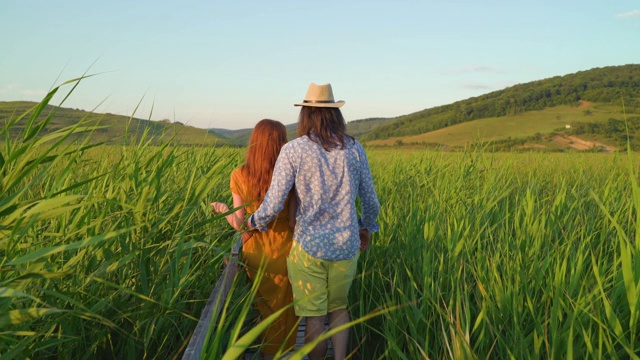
[
  {"xmin": 615, "ymin": 10, "xmax": 640, "ymax": 18},
  {"xmin": 0, "ymin": 83, "xmax": 20, "ymax": 94},
  {"xmin": 446, "ymin": 65, "xmax": 504, "ymax": 74},
  {"xmin": 461, "ymin": 83, "xmax": 492, "ymax": 90},
  {"xmin": 0, "ymin": 84, "xmax": 47, "ymax": 99},
  {"xmin": 20, "ymin": 89, "xmax": 47, "ymax": 97},
  {"xmin": 498, "ymin": 81, "xmax": 518, "ymax": 89}
]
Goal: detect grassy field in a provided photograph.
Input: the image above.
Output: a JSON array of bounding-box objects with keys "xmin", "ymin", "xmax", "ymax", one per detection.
[
  {"xmin": 366, "ymin": 103, "xmax": 635, "ymax": 148},
  {"xmin": 2, "ymin": 82, "xmax": 640, "ymax": 358}
]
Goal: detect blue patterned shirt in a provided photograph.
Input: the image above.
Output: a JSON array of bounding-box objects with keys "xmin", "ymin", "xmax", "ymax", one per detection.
[{"xmin": 248, "ymin": 135, "xmax": 380, "ymax": 261}]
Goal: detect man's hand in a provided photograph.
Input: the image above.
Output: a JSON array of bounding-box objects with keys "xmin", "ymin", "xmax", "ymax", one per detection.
[{"xmin": 359, "ymin": 229, "xmax": 370, "ymax": 251}]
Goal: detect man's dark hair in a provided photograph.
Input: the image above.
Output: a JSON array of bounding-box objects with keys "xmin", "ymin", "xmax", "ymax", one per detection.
[{"xmin": 296, "ymin": 106, "xmax": 354, "ymax": 151}]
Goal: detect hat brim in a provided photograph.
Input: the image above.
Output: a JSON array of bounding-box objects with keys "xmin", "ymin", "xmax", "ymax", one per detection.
[{"xmin": 294, "ymin": 101, "xmax": 345, "ymax": 108}]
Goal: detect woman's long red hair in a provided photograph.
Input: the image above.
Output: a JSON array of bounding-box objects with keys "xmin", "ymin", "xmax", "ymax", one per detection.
[{"xmin": 240, "ymin": 119, "xmax": 288, "ymax": 200}]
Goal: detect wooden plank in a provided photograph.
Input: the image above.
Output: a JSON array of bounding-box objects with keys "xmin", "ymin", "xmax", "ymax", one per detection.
[
  {"xmin": 182, "ymin": 237, "xmax": 241, "ymax": 360},
  {"xmin": 293, "ymin": 317, "xmax": 333, "ymax": 356},
  {"xmin": 245, "ymin": 317, "xmax": 333, "ymax": 359}
]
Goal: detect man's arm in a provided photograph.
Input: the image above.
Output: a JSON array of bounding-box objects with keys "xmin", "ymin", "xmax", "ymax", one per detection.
[
  {"xmin": 248, "ymin": 145, "xmax": 296, "ymax": 231},
  {"xmin": 357, "ymin": 145, "xmax": 380, "ymax": 233}
]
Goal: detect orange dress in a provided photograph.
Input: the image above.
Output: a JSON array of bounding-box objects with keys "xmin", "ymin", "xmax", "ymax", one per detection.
[{"xmin": 230, "ymin": 168, "xmax": 298, "ymax": 355}]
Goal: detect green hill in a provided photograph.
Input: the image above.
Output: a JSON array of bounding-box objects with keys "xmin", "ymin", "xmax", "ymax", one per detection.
[
  {"xmin": 209, "ymin": 128, "xmax": 251, "ymax": 145},
  {"xmin": 209, "ymin": 123, "xmax": 296, "ymax": 145},
  {"xmin": 367, "ymin": 102, "xmax": 640, "ymax": 151},
  {"xmin": 11, "ymin": 64, "xmax": 636, "ymax": 149},
  {"xmin": 0, "ymin": 101, "xmax": 230, "ymax": 146},
  {"xmin": 346, "ymin": 117, "xmax": 397, "ymax": 138},
  {"xmin": 210, "ymin": 117, "xmax": 394, "ymax": 146},
  {"xmin": 361, "ymin": 64, "xmax": 640, "ymax": 142}
]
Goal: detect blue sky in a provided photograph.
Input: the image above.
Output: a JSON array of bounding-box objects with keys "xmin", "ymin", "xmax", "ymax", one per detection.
[{"xmin": 1, "ymin": 1, "xmax": 639, "ymax": 130}]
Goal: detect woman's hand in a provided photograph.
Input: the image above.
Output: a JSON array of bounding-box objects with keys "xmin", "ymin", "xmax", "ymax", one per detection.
[
  {"xmin": 212, "ymin": 195, "xmax": 245, "ymax": 231},
  {"xmin": 211, "ymin": 202, "xmax": 230, "ymax": 215},
  {"xmin": 241, "ymin": 231, "xmax": 256, "ymax": 245}
]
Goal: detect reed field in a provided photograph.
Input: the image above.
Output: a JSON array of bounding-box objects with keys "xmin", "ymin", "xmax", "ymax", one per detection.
[
  {"xmin": 351, "ymin": 150, "xmax": 640, "ymax": 359},
  {"xmin": 2, "ymin": 81, "xmax": 640, "ymax": 359}
]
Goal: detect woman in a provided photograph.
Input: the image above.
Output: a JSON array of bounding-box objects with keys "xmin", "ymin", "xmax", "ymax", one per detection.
[
  {"xmin": 247, "ymin": 83, "xmax": 380, "ymax": 360},
  {"xmin": 211, "ymin": 119, "xmax": 298, "ymax": 359}
]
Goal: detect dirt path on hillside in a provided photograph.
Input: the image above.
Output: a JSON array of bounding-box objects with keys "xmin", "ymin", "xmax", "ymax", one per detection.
[
  {"xmin": 578, "ymin": 100, "xmax": 593, "ymax": 109},
  {"xmin": 552, "ymin": 134, "xmax": 616, "ymax": 152}
]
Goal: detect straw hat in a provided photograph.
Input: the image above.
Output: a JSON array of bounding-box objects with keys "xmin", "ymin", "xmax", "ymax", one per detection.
[{"xmin": 294, "ymin": 83, "xmax": 345, "ymax": 108}]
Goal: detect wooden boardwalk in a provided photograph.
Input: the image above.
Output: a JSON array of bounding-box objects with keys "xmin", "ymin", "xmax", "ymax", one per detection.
[
  {"xmin": 244, "ymin": 317, "xmax": 333, "ymax": 359},
  {"xmin": 182, "ymin": 238, "xmax": 241, "ymax": 360},
  {"xmin": 183, "ymin": 236, "xmax": 332, "ymax": 360}
]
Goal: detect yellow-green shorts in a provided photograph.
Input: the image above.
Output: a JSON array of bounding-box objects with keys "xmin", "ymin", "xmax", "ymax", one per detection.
[{"xmin": 286, "ymin": 241, "xmax": 359, "ymax": 317}]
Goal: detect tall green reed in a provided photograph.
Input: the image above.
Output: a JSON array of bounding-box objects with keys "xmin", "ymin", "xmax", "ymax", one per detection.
[
  {"xmin": 350, "ymin": 149, "xmax": 639, "ymax": 359},
  {"xmin": 0, "ymin": 79, "xmax": 246, "ymax": 359}
]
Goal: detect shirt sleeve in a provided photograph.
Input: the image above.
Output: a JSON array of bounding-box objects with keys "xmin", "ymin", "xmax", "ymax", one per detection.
[
  {"xmin": 248, "ymin": 144, "xmax": 296, "ymax": 232},
  {"xmin": 356, "ymin": 144, "xmax": 380, "ymax": 232}
]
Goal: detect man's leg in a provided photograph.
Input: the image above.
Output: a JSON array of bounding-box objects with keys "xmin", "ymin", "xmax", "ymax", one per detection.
[
  {"xmin": 305, "ymin": 315, "xmax": 327, "ymax": 360},
  {"xmin": 329, "ymin": 309, "xmax": 350, "ymax": 360},
  {"xmin": 326, "ymin": 253, "xmax": 360, "ymax": 360},
  {"xmin": 287, "ymin": 242, "xmax": 329, "ymax": 359}
]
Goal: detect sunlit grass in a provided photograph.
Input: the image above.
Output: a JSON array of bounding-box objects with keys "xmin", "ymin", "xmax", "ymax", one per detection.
[
  {"xmin": 350, "ymin": 150, "xmax": 640, "ymax": 358},
  {"xmin": 0, "ymin": 79, "xmax": 243, "ymax": 358},
  {"xmin": 1, "ymin": 79, "xmax": 639, "ymax": 358}
]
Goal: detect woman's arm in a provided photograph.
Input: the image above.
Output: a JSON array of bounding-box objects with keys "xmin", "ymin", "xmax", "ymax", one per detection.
[{"xmin": 211, "ymin": 192, "xmax": 246, "ymax": 231}]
